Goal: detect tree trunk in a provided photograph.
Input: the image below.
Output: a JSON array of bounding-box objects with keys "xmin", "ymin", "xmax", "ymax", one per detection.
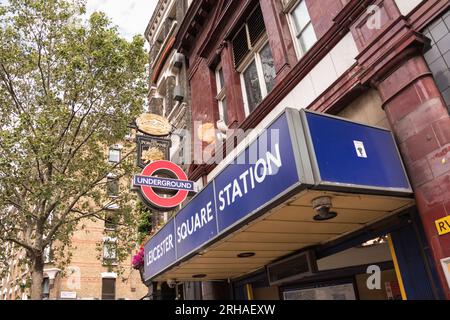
[{"xmin": 30, "ymin": 255, "xmax": 44, "ymax": 300}]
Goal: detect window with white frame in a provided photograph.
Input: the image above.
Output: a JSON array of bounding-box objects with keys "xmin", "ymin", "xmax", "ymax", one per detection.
[
  {"xmin": 43, "ymin": 244, "xmax": 52, "ymax": 264},
  {"xmin": 289, "ymin": 0, "xmax": 317, "ymax": 57},
  {"xmin": 232, "ymin": 5, "xmax": 276, "ymax": 115},
  {"xmin": 104, "ymin": 211, "xmax": 118, "ymax": 230},
  {"xmin": 42, "ymin": 278, "xmax": 50, "ymax": 299},
  {"xmin": 106, "ymin": 177, "xmax": 119, "ymax": 197},
  {"xmin": 108, "ymin": 148, "xmax": 121, "ymax": 163},
  {"xmin": 215, "ymin": 66, "xmax": 228, "ymax": 124},
  {"xmin": 103, "ymin": 238, "xmax": 117, "ymax": 264}
]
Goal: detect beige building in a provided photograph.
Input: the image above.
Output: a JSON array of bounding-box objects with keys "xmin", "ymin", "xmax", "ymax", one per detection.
[
  {"xmin": 39, "ymin": 217, "xmax": 148, "ymax": 300},
  {"xmin": 0, "ymin": 145, "xmax": 148, "ymax": 300},
  {"xmin": 1, "ymin": 224, "xmax": 147, "ymax": 300}
]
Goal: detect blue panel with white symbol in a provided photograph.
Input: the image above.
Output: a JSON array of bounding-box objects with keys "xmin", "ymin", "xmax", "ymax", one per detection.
[
  {"xmin": 302, "ymin": 110, "xmax": 411, "ymax": 192},
  {"xmin": 142, "ymin": 108, "xmax": 413, "ymax": 281}
]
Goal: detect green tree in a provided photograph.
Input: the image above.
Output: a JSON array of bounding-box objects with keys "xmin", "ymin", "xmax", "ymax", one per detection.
[
  {"xmin": 136, "ymin": 200, "xmax": 153, "ymax": 245},
  {"xmin": 0, "ymin": 0, "xmax": 147, "ymax": 299}
]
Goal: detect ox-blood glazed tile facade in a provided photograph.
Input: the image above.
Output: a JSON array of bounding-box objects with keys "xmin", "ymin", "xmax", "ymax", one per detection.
[{"xmin": 160, "ymin": 0, "xmax": 450, "ymax": 299}]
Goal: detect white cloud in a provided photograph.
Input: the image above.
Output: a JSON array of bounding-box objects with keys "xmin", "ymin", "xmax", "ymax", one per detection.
[{"xmin": 85, "ymin": 0, "xmax": 157, "ymax": 41}]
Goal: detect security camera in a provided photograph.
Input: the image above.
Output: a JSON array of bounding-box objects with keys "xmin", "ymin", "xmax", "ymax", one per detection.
[
  {"xmin": 166, "ymin": 279, "xmax": 177, "ymax": 289},
  {"xmin": 311, "ymin": 196, "xmax": 337, "ymax": 221}
]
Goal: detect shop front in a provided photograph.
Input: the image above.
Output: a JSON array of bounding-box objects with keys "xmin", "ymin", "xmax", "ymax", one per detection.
[{"xmin": 142, "ymin": 108, "xmax": 442, "ymax": 300}]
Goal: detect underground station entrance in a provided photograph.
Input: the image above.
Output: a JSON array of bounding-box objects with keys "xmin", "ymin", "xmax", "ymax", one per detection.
[
  {"xmin": 156, "ymin": 190, "xmax": 413, "ymax": 282},
  {"xmin": 143, "ymin": 109, "xmax": 440, "ymax": 300}
]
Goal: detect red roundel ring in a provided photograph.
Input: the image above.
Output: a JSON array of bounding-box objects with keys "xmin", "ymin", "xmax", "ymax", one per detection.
[{"xmin": 140, "ymin": 160, "xmax": 189, "ymax": 208}]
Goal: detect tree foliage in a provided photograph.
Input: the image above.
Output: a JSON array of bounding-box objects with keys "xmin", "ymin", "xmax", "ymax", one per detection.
[
  {"xmin": 0, "ymin": 0, "xmax": 147, "ymax": 299},
  {"xmin": 136, "ymin": 201, "xmax": 153, "ymax": 245}
]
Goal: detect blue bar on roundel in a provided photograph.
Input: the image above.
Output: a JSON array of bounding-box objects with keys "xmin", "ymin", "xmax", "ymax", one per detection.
[{"xmin": 133, "ymin": 175, "xmax": 195, "ymax": 192}]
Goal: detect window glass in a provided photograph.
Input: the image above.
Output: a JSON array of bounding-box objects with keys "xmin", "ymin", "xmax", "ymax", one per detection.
[
  {"xmin": 103, "ymin": 242, "xmax": 117, "ymax": 260},
  {"xmin": 216, "ymin": 66, "xmax": 228, "ymax": 124},
  {"xmin": 42, "ymin": 278, "xmax": 50, "ymax": 299},
  {"xmin": 259, "ymin": 43, "xmax": 276, "ymax": 93},
  {"xmin": 243, "ymin": 59, "xmax": 263, "ymax": 113},
  {"xmin": 108, "ymin": 149, "xmax": 120, "ymax": 163},
  {"xmin": 218, "ymin": 68, "xmax": 225, "ymax": 91},
  {"xmin": 291, "ymin": 0, "xmax": 317, "ymax": 55},
  {"xmin": 43, "ymin": 245, "xmax": 52, "ymax": 263},
  {"xmin": 298, "ymin": 23, "xmax": 316, "ymax": 53},
  {"xmin": 219, "ymin": 98, "xmax": 228, "ymax": 124},
  {"xmin": 292, "ymin": 0, "xmax": 310, "ymax": 33},
  {"xmin": 107, "ymin": 178, "xmax": 119, "ymax": 197},
  {"xmin": 105, "ymin": 212, "xmax": 117, "ymax": 230}
]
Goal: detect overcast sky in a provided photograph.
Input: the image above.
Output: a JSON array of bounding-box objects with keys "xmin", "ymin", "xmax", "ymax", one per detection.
[{"xmin": 85, "ymin": 0, "xmax": 157, "ymax": 42}]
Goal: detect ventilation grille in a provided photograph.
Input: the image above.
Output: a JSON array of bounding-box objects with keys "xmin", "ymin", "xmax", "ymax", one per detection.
[
  {"xmin": 247, "ymin": 6, "xmax": 266, "ymax": 47},
  {"xmin": 232, "ymin": 26, "xmax": 250, "ymax": 67},
  {"xmin": 267, "ymin": 251, "xmax": 317, "ymax": 286}
]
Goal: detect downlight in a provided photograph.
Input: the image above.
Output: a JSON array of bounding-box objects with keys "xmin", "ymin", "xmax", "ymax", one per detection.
[
  {"xmin": 312, "ymin": 196, "xmax": 338, "ymax": 221},
  {"xmin": 237, "ymin": 252, "xmax": 256, "ymax": 258}
]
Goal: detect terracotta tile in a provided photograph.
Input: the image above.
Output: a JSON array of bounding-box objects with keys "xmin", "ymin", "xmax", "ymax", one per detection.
[
  {"xmin": 438, "ymin": 234, "xmax": 450, "ymax": 257},
  {"xmin": 428, "ymin": 235, "xmax": 444, "ymax": 259},
  {"xmin": 417, "ymin": 202, "xmax": 446, "ymax": 238},
  {"xmin": 444, "ymin": 200, "xmax": 450, "ymax": 215},
  {"xmin": 416, "ymin": 174, "xmax": 450, "ymax": 207},
  {"xmin": 433, "ymin": 117, "xmax": 450, "ymax": 146},
  {"xmin": 410, "ymin": 97, "xmax": 448, "ymax": 131},
  {"xmin": 403, "ymin": 125, "xmax": 440, "ymax": 162},
  {"xmin": 427, "ymin": 146, "xmax": 450, "ymax": 178},
  {"xmin": 407, "ymin": 158, "xmax": 434, "ymax": 187},
  {"xmin": 385, "ymin": 86, "xmax": 423, "ymax": 121}
]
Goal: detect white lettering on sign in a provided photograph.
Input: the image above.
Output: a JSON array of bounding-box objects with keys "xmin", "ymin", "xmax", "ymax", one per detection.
[
  {"xmin": 146, "ymin": 234, "xmax": 174, "ymax": 266},
  {"xmin": 176, "ymin": 201, "xmax": 214, "ymax": 243},
  {"xmin": 354, "ymin": 140, "xmax": 367, "ymax": 158},
  {"xmin": 218, "ymin": 143, "xmax": 282, "ymax": 212}
]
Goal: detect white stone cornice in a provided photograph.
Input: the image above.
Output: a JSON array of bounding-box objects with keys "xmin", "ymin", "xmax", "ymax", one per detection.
[
  {"xmin": 101, "ymin": 272, "xmax": 117, "ymax": 279},
  {"xmin": 43, "ymin": 268, "xmax": 61, "ymax": 280}
]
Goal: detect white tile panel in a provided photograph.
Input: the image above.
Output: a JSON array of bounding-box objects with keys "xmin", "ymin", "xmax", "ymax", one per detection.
[
  {"xmin": 309, "ymin": 54, "xmax": 338, "ymax": 96},
  {"xmin": 395, "ymin": 0, "xmax": 423, "ymax": 16},
  {"xmin": 330, "ymin": 32, "xmax": 358, "ymax": 76}
]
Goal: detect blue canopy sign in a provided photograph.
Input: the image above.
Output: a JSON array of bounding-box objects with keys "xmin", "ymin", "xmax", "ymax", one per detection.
[
  {"xmin": 301, "ymin": 111, "xmax": 412, "ymax": 194},
  {"xmin": 143, "ymin": 108, "xmax": 412, "ymax": 281}
]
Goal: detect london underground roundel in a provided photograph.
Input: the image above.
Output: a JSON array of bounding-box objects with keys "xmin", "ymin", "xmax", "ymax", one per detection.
[{"xmin": 132, "ymin": 160, "xmax": 196, "ymax": 210}]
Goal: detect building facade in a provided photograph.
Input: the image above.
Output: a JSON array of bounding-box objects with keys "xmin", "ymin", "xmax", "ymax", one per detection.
[
  {"xmin": 0, "ymin": 144, "xmax": 148, "ymax": 300},
  {"xmin": 1, "ymin": 221, "xmax": 148, "ymax": 301},
  {"xmin": 143, "ymin": 0, "xmax": 202, "ymax": 300},
  {"xmin": 139, "ymin": 0, "xmax": 450, "ymax": 300}
]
